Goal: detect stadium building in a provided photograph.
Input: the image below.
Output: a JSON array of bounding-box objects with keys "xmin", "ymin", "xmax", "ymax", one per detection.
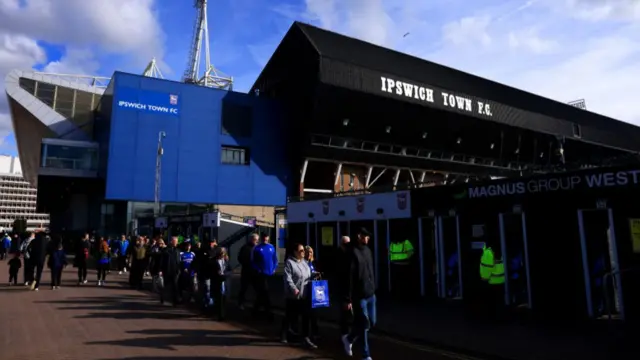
[
  {"xmin": 0, "ymin": 155, "xmax": 49, "ymax": 232},
  {"xmin": 5, "ymin": 22, "xmax": 640, "ymax": 237}
]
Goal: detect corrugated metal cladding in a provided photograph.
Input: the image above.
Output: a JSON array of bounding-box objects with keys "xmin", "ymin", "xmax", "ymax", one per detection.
[
  {"xmin": 295, "ymin": 22, "xmax": 640, "ymax": 152},
  {"xmin": 105, "ymin": 72, "xmax": 290, "ymax": 206}
]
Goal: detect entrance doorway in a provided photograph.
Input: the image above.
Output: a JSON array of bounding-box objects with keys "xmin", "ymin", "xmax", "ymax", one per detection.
[
  {"xmin": 498, "ymin": 212, "xmax": 533, "ymax": 308},
  {"xmin": 418, "ymin": 217, "xmax": 437, "ymax": 297},
  {"xmin": 436, "ymin": 216, "xmax": 463, "ymax": 299},
  {"xmin": 577, "ymin": 208, "xmax": 625, "ymax": 320}
]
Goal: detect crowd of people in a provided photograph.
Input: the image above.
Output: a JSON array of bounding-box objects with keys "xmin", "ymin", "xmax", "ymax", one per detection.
[{"xmin": 2, "ymin": 228, "xmax": 378, "ymax": 360}]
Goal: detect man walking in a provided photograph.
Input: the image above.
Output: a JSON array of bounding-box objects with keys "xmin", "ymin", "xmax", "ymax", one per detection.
[
  {"xmin": 237, "ymin": 233, "xmax": 258, "ymax": 310},
  {"xmin": 337, "ymin": 235, "xmax": 353, "ymax": 335},
  {"xmin": 160, "ymin": 236, "xmax": 182, "ymax": 306},
  {"xmin": 341, "ymin": 228, "xmax": 376, "ymax": 360},
  {"xmin": 29, "ymin": 233, "xmax": 50, "ymax": 291},
  {"xmin": 74, "ymin": 233, "xmax": 91, "ymax": 285},
  {"xmin": 251, "ymin": 232, "xmax": 278, "ymax": 321},
  {"xmin": 20, "ymin": 232, "xmax": 35, "ymax": 287}
]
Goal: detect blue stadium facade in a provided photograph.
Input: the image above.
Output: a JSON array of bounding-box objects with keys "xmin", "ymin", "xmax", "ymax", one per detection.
[{"xmin": 103, "ymin": 72, "xmax": 288, "ymax": 205}]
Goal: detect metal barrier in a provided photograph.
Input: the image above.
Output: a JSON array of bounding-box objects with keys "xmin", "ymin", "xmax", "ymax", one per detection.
[{"xmin": 602, "ymin": 267, "xmax": 637, "ymax": 322}]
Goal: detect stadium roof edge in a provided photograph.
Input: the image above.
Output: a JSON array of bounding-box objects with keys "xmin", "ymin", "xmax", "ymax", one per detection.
[{"xmin": 253, "ymin": 21, "xmax": 640, "ymax": 151}]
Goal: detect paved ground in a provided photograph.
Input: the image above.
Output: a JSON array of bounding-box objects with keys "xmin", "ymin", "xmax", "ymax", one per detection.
[{"xmin": 0, "ymin": 263, "xmax": 469, "ymax": 360}]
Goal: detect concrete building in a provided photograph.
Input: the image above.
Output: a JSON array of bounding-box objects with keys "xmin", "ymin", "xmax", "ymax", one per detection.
[{"xmin": 0, "ymin": 155, "xmax": 49, "ymax": 232}]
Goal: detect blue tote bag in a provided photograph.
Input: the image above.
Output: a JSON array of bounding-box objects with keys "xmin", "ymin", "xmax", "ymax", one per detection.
[{"xmin": 311, "ymin": 280, "xmax": 330, "ymax": 308}]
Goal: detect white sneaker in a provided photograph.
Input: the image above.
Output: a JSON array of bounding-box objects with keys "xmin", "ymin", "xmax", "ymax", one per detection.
[
  {"xmin": 83, "ymin": 280, "xmax": 87, "ymax": 284},
  {"xmin": 34, "ymin": 288, "xmax": 39, "ymax": 291},
  {"xmin": 341, "ymin": 334, "xmax": 353, "ymax": 356},
  {"xmin": 124, "ymin": 268, "xmax": 128, "ymax": 273},
  {"xmin": 118, "ymin": 271, "xmax": 122, "ymax": 275},
  {"xmin": 24, "ymin": 282, "xmax": 30, "ymax": 286},
  {"xmin": 364, "ymin": 357, "xmax": 372, "ymax": 360},
  {"xmin": 97, "ymin": 281, "xmax": 102, "ymax": 286}
]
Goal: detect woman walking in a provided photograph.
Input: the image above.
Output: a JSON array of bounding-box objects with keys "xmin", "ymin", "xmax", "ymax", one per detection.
[
  {"xmin": 211, "ymin": 247, "xmax": 231, "ymax": 321},
  {"xmin": 305, "ymin": 245, "xmax": 321, "ymax": 341},
  {"xmin": 281, "ymin": 243, "xmax": 317, "ymax": 349},
  {"xmin": 96, "ymin": 239, "xmax": 110, "ymax": 286}
]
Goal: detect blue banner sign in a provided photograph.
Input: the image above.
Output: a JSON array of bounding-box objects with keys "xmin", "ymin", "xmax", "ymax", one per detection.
[{"xmin": 115, "ymin": 87, "xmax": 180, "ymax": 116}]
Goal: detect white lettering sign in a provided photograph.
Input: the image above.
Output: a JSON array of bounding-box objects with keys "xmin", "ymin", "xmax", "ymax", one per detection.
[
  {"xmin": 380, "ymin": 76, "xmax": 492, "ymax": 117},
  {"xmin": 118, "ymin": 100, "xmax": 179, "ymax": 115},
  {"xmin": 467, "ymin": 170, "xmax": 640, "ymax": 198}
]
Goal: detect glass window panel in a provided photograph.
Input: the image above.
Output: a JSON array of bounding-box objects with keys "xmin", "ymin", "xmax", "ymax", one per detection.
[
  {"xmin": 75, "ymin": 90, "xmax": 94, "ymax": 111},
  {"xmin": 36, "ymin": 82, "xmax": 55, "ymax": 107},
  {"xmin": 18, "ymin": 78, "xmax": 36, "ymax": 95},
  {"xmin": 221, "ymin": 146, "xmax": 249, "ymax": 165}
]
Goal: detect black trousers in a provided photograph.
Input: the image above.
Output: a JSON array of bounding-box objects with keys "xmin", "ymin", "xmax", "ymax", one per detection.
[
  {"xmin": 77, "ymin": 262, "xmax": 87, "ymax": 282},
  {"xmin": 161, "ymin": 274, "xmax": 180, "ymax": 305},
  {"xmin": 33, "ymin": 261, "xmax": 45, "ymax": 289},
  {"xmin": 51, "ymin": 267, "xmax": 63, "ymax": 287},
  {"xmin": 129, "ymin": 260, "xmax": 146, "ymax": 288},
  {"xmin": 281, "ymin": 298, "xmax": 310, "ymax": 340},
  {"xmin": 9, "ymin": 270, "xmax": 18, "ymax": 284},
  {"xmin": 0, "ymin": 248, "xmax": 6, "ymax": 260},
  {"xmin": 24, "ymin": 258, "xmax": 34, "ymax": 283},
  {"xmin": 212, "ymin": 279, "xmax": 226, "ymax": 319},
  {"xmin": 339, "ymin": 307, "xmax": 353, "ymax": 335},
  {"xmin": 238, "ymin": 270, "xmax": 255, "ymax": 305},
  {"xmin": 117, "ymin": 255, "xmax": 128, "ymax": 271},
  {"xmin": 253, "ymin": 274, "xmax": 272, "ymax": 313},
  {"xmin": 96, "ymin": 263, "xmax": 108, "ymax": 281}
]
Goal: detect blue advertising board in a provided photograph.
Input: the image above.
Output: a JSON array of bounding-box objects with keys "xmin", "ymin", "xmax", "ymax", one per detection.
[{"xmin": 115, "ymin": 87, "xmax": 180, "ymax": 116}]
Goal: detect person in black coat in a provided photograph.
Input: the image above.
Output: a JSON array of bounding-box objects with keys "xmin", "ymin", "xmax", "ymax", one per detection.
[
  {"xmin": 237, "ymin": 233, "xmax": 258, "ymax": 309},
  {"xmin": 160, "ymin": 236, "xmax": 182, "ymax": 306},
  {"xmin": 74, "ymin": 234, "xmax": 91, "ymax": 285},
  {"xmin": 30, "ymin": 233, "xmax": 50, "ymax": 291},
  {"xmin": 336, "ymin": 235, "xmax": 353, "ymax": 335}
]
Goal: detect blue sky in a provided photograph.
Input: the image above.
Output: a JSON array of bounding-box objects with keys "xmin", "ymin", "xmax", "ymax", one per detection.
[{"xmin": 1, "ymin": 0, "xmax": 640, "ymax": 157}]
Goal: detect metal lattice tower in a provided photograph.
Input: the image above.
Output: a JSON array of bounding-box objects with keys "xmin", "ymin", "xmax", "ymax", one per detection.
[
  {"xmin": 143, "ymin": 58, "xmax": 164, "ymax": 79},
  {"xmin": 182, "ymin": 0, "xmax": 233, "ymax": 90}
]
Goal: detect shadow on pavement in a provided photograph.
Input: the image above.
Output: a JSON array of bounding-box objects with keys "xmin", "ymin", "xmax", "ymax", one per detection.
[
  {"xmin": 75, "ymin": 311, "xmax": 200, "ymax": 321},
  {"xmin": 87, "ymin": 328, "xmax": 285, "ymax": 350},
  {"xmin": 98, "ymin": 356, "xmax": 331, "ymax": 360}
]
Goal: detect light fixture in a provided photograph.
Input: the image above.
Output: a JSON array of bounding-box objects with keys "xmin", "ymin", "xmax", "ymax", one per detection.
[
  {"xmin": 490, "ymin": 143, "xmax": 494, "ymax": 149},
  {"xmin": 422, "ymin": 132, "xmax": 428, "ymax": 139},
  {"xmin": 456, "ymin": 137, "xmax": 461, "ymax": 144},
  {"xmin": 342, "ymin": 119, "xmax": 349, "ymax": 126},
  {"xmin": 385, "ymin": 126, "xmax": 391, "ymax": 133}
]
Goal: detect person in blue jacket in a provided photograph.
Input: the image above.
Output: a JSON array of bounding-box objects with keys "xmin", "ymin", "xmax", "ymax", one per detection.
[
  {"xmin": 1, "ymin": 233, "xmax": 11, "ymax": 260},
  {"xmin": 48, "ymin": 241, "xmax": 67, "ymax": 289},
  {"xmin": 251, "ymin": 232, "xmax": 278, "ymax": 320},
  {"xmin": 116, "ymin": 235, "xmax": 130, "ymax": 274}
]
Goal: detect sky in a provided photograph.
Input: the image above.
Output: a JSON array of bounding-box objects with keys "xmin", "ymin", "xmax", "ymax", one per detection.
[{"xmin": 0, "ymin": 0, "xmax": 639, "ymax": 157}]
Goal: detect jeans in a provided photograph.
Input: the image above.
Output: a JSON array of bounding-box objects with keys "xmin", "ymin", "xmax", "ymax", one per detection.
[
  {"xmin": 97, "ymin": 262, "xmax": 108, "ymax": 281},
  {"xmin": 51, "ymin": 267, "xmax": 63, "ymax": 287},
  {"xmin": 347, "ymin": 295, "xmax": 377, "ymax": 358},
  {"xmin": 200, "ymin": 279, "xmax": 212, "ymax": 307}
]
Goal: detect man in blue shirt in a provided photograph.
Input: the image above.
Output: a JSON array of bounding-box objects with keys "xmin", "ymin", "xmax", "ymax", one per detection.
[{"xmin": 251, "ymin": 232, "xmax": 278, "ymax": 321}]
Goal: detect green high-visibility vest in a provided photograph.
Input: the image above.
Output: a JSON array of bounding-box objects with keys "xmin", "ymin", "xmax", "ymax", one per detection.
[
  {"xmin": 178, "ymin": 235, "xmax": 184, "ymax": 244},
  {"xmin": 193, "ymin": 235, "xmax": 200, "ymax": 243},
  {"xmin": 489, "ymin": 260, "xmax": 505, "ymax": 285},
  {"xmin": 390, "ymin": 240, "xmax": 414, "ymax": 262},
  {"xmin": 479, "ymin": 246, "xmax": 494, "ymax": 281}
]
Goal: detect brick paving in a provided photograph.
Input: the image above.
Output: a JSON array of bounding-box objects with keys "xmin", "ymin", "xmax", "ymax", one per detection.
[{"xmin": 0, "ymin": 262, "xmax": 462, "ymax": 360}]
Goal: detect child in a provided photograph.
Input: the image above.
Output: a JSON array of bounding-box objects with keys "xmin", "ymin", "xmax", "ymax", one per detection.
[
  {"xmin": 8, "ymin": 252, "xmax": 21, "ymax": 285},
  {"xmin": 48, "ymin": 242, "xmax": 67, "ymax": 289}
]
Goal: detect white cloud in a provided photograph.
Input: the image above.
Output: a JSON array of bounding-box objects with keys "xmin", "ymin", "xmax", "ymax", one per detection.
[
  {"xmin": 291, "ymin": 0, "xmax": 640, "ymax": 125},
  {"xmin": 0, "ymin": 0, "xmax": 166, "ymax": 154}
]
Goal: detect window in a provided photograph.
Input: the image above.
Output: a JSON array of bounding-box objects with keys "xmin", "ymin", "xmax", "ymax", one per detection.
[
  {"xmin": 572, "ymin": 123, "xmax": 582, "ymax": 138},
  {"xmin": 221, "ymin": 102, "xmax": 253, "ymax": 138},
  {"xmin": 18, "ymin": 78, "xmax": 36, "ymax": 95},
  {"xmin": 55, "ymin": 86, "xmax": 75, "ymax": 118},
  {"xmin": 36, "ymin": 82, "xmax": 55, "ymax": 107},
  {"xmin": 221, "ymin": 146, "xmax": 250, "ymax": 165}
]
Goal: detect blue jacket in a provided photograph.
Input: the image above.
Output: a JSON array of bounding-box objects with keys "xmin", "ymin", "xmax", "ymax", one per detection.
[
  {"xmin": 48, "ymin": 249, "xmax": 68, "ymax": 269},
  {"xmin": 119, "ymin": 240, "xmax": 129, "ymax": 255},
  {"xmin": 2, "ymin": 236, "xmax": 10, "ymax": 249},
  {"xmin": 251, "ymin": 243, "xmax": 278, "ymax": 275}
]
